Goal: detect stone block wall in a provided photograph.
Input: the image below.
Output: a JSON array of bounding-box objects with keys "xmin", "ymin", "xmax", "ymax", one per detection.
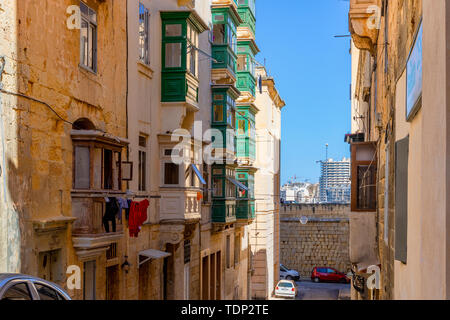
[{"xmin": 280, "ymin": 204, "xmax": 351, "ymax": 278}]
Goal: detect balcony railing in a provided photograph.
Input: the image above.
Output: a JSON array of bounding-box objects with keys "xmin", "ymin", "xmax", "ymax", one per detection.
[
  {"xmin": 160, "ymin": 187, "xmax": 202, "ymax": 222},
  {"xmin": 71, "ymin": 192, "xmax": 125, "ymax": 237}
]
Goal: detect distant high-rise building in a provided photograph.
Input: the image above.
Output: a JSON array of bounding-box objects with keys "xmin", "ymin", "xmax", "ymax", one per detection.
[{"xmin": 319, "ymin": 158, "xmax": 351, "ymax": 203}]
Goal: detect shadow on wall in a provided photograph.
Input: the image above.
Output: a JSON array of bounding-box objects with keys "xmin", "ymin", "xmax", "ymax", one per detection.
[{"xmin": 251, "ymin": 248, "xmax": 273, "ymax": 300}]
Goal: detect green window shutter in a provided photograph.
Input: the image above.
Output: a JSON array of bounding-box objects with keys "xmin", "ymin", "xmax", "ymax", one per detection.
[{"xmin": 395, "ymin": 136, "xmax": 409, "ymax": 264}]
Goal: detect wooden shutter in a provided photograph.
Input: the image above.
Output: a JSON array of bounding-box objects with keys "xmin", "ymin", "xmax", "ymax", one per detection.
[{"xmin": 395, "ymin": 136, "xmax": 409, "ymax": 263}]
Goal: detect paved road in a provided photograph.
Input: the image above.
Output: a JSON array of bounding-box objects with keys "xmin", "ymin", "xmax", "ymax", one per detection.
[{"xmin": 271, "ymin": 280, "xmax": 351, "ymax": 300}]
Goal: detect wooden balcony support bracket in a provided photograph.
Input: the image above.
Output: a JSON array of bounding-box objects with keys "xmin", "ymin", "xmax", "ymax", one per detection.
[{"xmin": 349, "ymin": 0, "xmax": 381, "ymax": 56}]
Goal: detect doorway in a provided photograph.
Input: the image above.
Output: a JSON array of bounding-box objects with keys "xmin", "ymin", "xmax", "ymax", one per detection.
[{"xmin": 106, "ymin": 265, "xmax": 119, "ymax": 300}]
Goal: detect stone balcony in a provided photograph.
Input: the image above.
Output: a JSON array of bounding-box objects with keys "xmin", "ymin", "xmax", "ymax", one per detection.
[
  {"xmin": 160, "ymin": 187, "xmax": 202, "ymax": 223},
  {"xmin": 349, "ymin": 0, "xmax": 381, "ymax": 55}
]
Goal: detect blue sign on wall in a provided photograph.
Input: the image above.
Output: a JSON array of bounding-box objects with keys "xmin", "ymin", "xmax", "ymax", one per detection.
[{"xmin": 406, "ymin": 20, "xmax": 423, "ymax": 121}]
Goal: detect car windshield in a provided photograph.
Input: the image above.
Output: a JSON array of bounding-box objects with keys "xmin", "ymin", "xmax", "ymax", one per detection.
[{"xmin": 278, "ymin": 282, "xmax": 293, "ymax": 288}]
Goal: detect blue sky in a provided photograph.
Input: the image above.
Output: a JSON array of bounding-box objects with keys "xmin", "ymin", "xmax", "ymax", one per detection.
[{"xmin": 256, "ymin": 1, "xmax": 351, "ymax": 184}]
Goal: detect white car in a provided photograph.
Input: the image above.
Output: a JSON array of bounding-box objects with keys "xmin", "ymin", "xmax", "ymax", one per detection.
[
  {"xmin": 275, "ymin": 280, "xmax": 297, "ymax": 299},
  {"xmin": 280, "ymin": 264, "xmax": 300, "ymax": 281}
]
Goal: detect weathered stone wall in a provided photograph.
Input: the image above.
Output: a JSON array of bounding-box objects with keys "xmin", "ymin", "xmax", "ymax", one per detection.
[{"xmin": 280, "ymin": 204, "xmax": 351, "ymax": 278}]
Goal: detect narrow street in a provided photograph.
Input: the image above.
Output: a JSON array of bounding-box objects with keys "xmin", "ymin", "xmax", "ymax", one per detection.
[{"xmin": 271, "ymin": 281, "xmax": 350, "ymax": 301}]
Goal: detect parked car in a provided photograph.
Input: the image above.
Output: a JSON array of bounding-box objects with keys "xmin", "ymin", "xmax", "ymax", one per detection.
[
  {"xmin": 274, "ymin": 279, "xmax": 297, "ymax": 299},
  {"xmin": 0, "ymin": 274, "xmax": 71, "ymax": 300},
  {"xmin": 311, "ymin": 267, "xmax": 350, "ymax": 283},
  {"xmin": 280, "ymin": 264, "xmax": 300, "ymax": 281}
]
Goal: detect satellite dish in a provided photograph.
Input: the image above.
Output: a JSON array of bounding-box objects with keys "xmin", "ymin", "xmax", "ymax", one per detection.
[{"xmin": 299, "ymin": 216, "xmax": 308, "ymax": 225}]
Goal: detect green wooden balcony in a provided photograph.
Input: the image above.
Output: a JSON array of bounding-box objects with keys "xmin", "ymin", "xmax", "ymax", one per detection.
[
  {"xmin": 236, "ymin": 71, "xmax": 256, "ymax": 97},
  {"xmin": 211, "ymin": 164, "xmax": 238, "ymax": 224},
  {"xmin": 212, "ymin": 200, "xmax": 237, "ymax": 224},
  {"xmin": 236, "ymin": 136, "xmax": 255, "ymax": 161},
  {"xmin": 237, "ymin": 2, "xmax": 256, "ymax": 37},
  {"xmin": 161, "ymin": 12, "xmax": 208, "ymax": 104},
  {"xmin": 212, "ymin": 44, "xmax": 237, "ymax": 76},
  {"xmin": 236, "ymin": 199, "xmax": 255, "ymax": 221}
]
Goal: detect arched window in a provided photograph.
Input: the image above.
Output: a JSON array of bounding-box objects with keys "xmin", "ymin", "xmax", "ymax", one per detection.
[{"xmin": 72, "ymin": 118, "xmax": 96, "ymax": 130}]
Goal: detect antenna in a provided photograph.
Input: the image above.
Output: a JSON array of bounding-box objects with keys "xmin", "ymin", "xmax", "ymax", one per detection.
[{"xmin": 325, "ymin": 143, "xmax": 329, "ymax": 161}]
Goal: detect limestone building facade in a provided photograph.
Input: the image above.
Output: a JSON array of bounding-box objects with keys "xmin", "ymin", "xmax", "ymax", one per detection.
[
  {"xmin": 348, "ymin": 0, "xmax": 450, "ymax": 300},
  {"xmin": 251, "ymin": 66, "xmax": 285, "ymax": 299},
  {"xmin": 0, "ymin": 0, "xmax": 284, "ymax": 300}
]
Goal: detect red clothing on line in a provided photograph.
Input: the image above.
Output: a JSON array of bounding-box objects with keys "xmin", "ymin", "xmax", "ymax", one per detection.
[{"xmin": 128, "ymin": 199, "xmax": 149, "ymax": 237}]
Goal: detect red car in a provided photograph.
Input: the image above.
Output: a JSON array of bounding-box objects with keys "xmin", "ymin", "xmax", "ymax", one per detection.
[{"xmin": 311, "ymin": 267, "xmax": 350, "ymax": 283}]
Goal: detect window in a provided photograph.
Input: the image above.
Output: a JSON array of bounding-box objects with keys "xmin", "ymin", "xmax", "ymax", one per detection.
[
  {"xmin": 226, "ymin": 178, "xmax": 236, "ymax": 198},
  {"xmin": 138, "ymin": 135, "xmax": 147, "ymax": 191},
  {"xmin": 213, "ymin": 105, "xmax": 224, "ymax": 122},
  {"xmin": 139, "ymin": 3, "xmax": 150, "ymax": 65},
  {"xmin": 227, "ymin": 106, "xmax": 234, "ymax": 127},
  {"xmin": 213, "ymin": 24, "xmax": 225, "ymax": 44},
  {"xmin": 237, "ymin": 55, "xmax": 246, "ymax": 72},
  {"xmin": 164, "ymin": 163, "xmax": 179, "ymax": 185},
  {"xmin": 73, "ymin": 132, "xmax": 124, "ymax": 191},
  {"xmin": 72, "ymin": 130, "xmax": 125, "ymax": 191},
  {"xmin": 277, "ymin": 282, "xmax": 294, "ymax": 288},
  {"xmin": 34, "ymin": 284, "xmax": 60, "ymax": 300},
  {"xmin": 350, "ymin": 142, "xmax": 377, "ymax": 212},
  {"xmin": 83, "ymin": 260, "xmax": 96, "ymax": 300},
  {"xmin": 80, "ymin": 2, "xmax": 97, "ymax": 72},
  {"xmin": 213, "ymin": 178, "xmax": 223, "ymax": 197},
  {"xmin": 226, "ymin": 235, "xmax": 231, "ymax": 269},
  {"xmin": 74, "ymin": 146, "xmax": 90, "ymax": 189},
  {"xmin": 165, "ymin": 24, "xmax": 182, "ymax": 37},
  {"xmin": 103, "ymin": 149, "xmax": 113, "ymax": 190},
  {"xmin": 234, "ymin": 235, "xmax": 240, "ymax": 267},
  {"xmin": 165, "ymin": 43, "xmax": 182, "ymax": 68},
  {"xmin": 238, "ymin": 120, "xmax": 246, "ymax": 135},
  {"xmin": 187, "ymin": 24, "xmax": 199, "ymax": 76},
  {"xmin": 1, "ymin": 283, "xmax": 32, "ymax": 300}
]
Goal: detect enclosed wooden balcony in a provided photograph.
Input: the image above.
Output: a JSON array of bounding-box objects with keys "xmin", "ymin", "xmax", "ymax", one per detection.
[
  {"xmin": 349, "ymin": 0, "xmax": 381, "ymax": 55},
  {"xmin": 70, "ymin": 129, "xmax": 128, "ymax": 257},
  {"xmin": 236, "ymin": 199, "xmax": 255, "ymax": 223},
  {"xmin": 236, "ymin": 136, "xmax": 255, "ymax": 163},
  {"xmin": 212, "ymin": 44, "xmax": 237, "ymax": 84},
  {"xmin": 237, "ymin": 0, "xmax": 256, "ymax": 39},
  {"xmin": 236, "ymin": 71, "xmax": 256, "ymax": 100},
  {"xmin": 212, "ymin": 199, "xmax": 237, "ymax": 224}
]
